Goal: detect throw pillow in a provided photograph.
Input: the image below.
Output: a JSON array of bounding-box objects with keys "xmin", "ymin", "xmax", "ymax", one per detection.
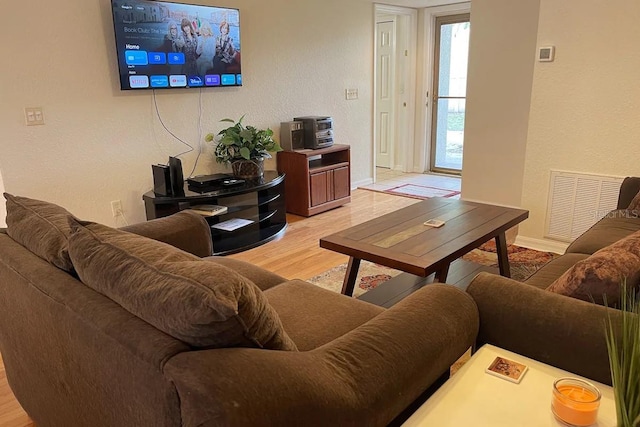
[
  {"xmin": 628, "ymin": 189, "xmax": 640, "ymax": 212},
  {"xmin": 3, "ymin": 193, "xmax": 75, "ymax": 271},
  {"xmin": 67, "ymin": 217, "xmax": 297, "ymax": 351},
  {"xmin": 546, "ymin": 230, "xmax": 640, "ymax": 305}
]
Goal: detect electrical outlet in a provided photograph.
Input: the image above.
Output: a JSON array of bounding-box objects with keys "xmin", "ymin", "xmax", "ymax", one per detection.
[{"xmin": 111, "ymin": 200, "xmax": 123, "ymax": 217}]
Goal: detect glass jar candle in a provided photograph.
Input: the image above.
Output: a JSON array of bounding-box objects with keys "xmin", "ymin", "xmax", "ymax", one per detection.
[{"xmin": 551, "ymin": 377, "xmax": 601, "ymax": 426}]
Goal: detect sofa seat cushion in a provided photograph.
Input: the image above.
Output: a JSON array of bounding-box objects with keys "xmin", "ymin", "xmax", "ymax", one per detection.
[
  {"xmin": 565, "ymin": 211, "xmax": 640, "ymax": 255},
  {"xmin": 264, "ymin": 280, "xmax": 384, "ymax": 351},
  {"xmin": 524, "ymin": 253, "xmax": 590, "ymax": 290},
  {"xmin": 4, "ymin": 193, "xmax": 75, "ymax": 271},
  {"xmin": 546, "ymin": 230, "xmax": 640, "ymax": 305},
  {"xmin": 67, "ymin": 218, "xmax": 297, "ymax": 351}
]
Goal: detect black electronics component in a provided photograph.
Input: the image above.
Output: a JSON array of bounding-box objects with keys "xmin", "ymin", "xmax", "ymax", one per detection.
[
  {"xmin": 187, "ymin": 174, "xmax": 231, "ymax": 188},
  {"xmin": 152, "ymin": 164, "xmax": 172, "ymax": 196},
  {"xmin": 168, "ymin": 156, "xmax": 185, "ymax": 196}
]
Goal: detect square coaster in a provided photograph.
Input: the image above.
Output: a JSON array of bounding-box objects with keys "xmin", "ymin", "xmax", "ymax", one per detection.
[{"xmin": 486, "ymin": 356, "xmax": 529, "ymax": 384}]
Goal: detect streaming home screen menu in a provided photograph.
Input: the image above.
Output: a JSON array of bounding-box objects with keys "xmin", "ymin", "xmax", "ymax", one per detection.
[{"xmin": 124, "ymin": 49, "xmax": 242, "ymax": 89}]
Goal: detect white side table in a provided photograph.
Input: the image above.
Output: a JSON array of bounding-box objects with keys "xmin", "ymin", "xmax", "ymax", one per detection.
[{"xmin": 403, "ymin": 344, "xmax": 616, "ymax": 426}]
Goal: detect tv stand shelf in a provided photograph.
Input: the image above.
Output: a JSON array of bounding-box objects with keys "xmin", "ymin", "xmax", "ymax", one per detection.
[
  {"xmin": 142, "ymin": 171, "xmax": 286, "ymax": 255},
  {"xmin": 277, "ymin": 144, "xmax": 350, "ymax": 217}
]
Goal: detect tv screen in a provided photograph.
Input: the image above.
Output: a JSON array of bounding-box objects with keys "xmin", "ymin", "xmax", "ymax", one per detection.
[{"xmin": 111, "ymin": 0, "xmax": 241, "ymax": 90}]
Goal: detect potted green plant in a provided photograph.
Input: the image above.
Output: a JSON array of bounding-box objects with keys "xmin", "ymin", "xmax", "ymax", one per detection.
[
  {"xmin": 604, "ymin": 280, "xmax": 640, "ymax": 427},
  {"xmin": 205, "ymin": 115, "xmax": 282, "ymax": 179}
]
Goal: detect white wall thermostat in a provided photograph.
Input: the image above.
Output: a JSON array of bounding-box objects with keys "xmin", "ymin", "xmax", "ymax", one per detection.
[{"xmin": 538, "ymin": 46, "xmax": 555, "ymax": 62}]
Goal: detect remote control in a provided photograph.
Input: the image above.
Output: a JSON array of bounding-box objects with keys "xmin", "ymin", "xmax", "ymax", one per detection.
[{"xmin": 423, "ymin": 219, "xmax": 445, "ymax": 228}]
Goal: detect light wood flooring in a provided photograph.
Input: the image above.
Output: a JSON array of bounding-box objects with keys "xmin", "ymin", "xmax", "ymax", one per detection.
[
  {"xmin": 361, "ymin": 168, "xmax": 461, "ymax": 195},
  {"xmin": 0, "ymin": 188, "xmax": 418, "ymax": 426}
]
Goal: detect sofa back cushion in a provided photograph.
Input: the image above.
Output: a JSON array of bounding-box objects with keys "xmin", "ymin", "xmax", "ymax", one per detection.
[
  {"xmin": 546, "ymin": 230, "xmax": 640, "ymax": 305},
  {"xmin": 67, "ymin": 218, "xmax": 297, "ymax": 351},
  {"xmin": 564, "ymin": 210, "xmax": 640, "ymax": 255},
  {"xmin": 4, "ymin": 193, "xmax": 74, "ymax": 271},
  {"xmin": 628, "ymin": 189, "xmax": 640, "ymax": 212}
]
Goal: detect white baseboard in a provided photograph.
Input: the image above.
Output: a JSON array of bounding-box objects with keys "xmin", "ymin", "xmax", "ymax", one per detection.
[
  {"xmin": 514, "ymin": 235, "xmax": 568, "ymax": 255},
  {"xmin": 352, "ymin": 178, "xmax": 373, "ymax": 189}
]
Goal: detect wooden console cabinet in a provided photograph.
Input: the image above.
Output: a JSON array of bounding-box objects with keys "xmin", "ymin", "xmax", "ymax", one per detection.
[{"xmin": 277, "ymin": 144, "xmax": 351, "ymax": 216}]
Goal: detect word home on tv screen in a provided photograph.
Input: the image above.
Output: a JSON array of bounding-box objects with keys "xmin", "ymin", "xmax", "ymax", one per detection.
[{"xmin": 111, "ymin": 0, "xmax": 242, "ymax": 90}]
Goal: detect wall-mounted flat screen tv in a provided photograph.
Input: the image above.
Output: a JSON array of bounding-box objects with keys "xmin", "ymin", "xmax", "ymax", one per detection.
[{"xmin": 111, "ymin": 0, "xmax": 241, "ymax": 90}]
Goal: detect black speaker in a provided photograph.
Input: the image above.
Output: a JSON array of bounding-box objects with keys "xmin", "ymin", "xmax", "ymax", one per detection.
[
  {"xmin": 152, "ymin": 164, "xmax": 172, "ymax": 196},
  {"xmin": 168, "ymin": 156, "xmax": 185, "ymax": 196}
]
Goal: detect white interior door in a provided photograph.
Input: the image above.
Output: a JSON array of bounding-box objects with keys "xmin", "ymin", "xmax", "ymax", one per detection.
[{"xmin": 375, "ymin": 19, "xmax": 395, "ymax": 169}]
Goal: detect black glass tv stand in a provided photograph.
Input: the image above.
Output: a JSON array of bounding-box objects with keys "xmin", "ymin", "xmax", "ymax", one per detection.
[{"xmin": 142, "ymin": 171, "xmax": 286, "ymax": 255}]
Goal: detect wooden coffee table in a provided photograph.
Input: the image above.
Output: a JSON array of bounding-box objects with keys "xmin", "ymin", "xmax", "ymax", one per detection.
[{"xmin": 320, "ymin": 198, "xmax": 528, "ymax": 296}]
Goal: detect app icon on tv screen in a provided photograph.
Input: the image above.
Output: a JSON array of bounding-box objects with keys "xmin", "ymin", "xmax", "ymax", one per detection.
[{"xmin": 111, "ymin": 0, "xmax": 242, "ymax": 90}]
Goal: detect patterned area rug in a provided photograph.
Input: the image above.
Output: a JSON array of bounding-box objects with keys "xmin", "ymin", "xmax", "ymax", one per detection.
[
  {"xmin": 308, "ymin": 261, "xmax": 402, "ymax": 298},
  {"xmin": 385, "ymin": 184, "xmax": 460, "ymax": 200},
  {"xmin": 307, "ymin": 242, "xmax": 558, "ymax": 298}
]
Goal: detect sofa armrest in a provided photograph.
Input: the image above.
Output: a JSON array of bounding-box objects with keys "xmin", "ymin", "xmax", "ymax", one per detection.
[
  {"xmin": 163, "ymin": 285, "xmax": 478, "ymax": 427},
  {"xmin": 120, "ymin": 211, "xmax": 212, "ymax": 257},
  {"xmin": 204, "ymin": 257, "xmax": 288, "ymax": 290},
  {"xmin": 617, "ymin": 176, "xmax": 640, "ymax": 209},
  {"xmin": 467, "ymin": 272, "xmax": 620, "ymax": 385}
]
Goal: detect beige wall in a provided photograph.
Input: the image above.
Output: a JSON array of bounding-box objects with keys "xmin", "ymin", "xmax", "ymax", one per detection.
[
  {"xmin": 461, "ymin": 0, "xmax": 540, "ymax": 207},
  {"xmin": 463, "ymin": 0, "xmax": 640, "ymax": 247},
  {"xmin": 5, "ymin": 0, "xmax": 634, "ymax": 241},
  {"xmin": 0, "ymin": 169, "xmax": 5, "ymax": 227},
  {"xmin": 0, "ymin": 0, "xmax": 374, "ymax": 225},
  {"xmin": 519, "ymin": 0, "xmax": 640, "ymax": 241}
]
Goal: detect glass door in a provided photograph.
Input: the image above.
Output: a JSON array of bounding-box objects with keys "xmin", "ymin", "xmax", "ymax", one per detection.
[{"xmin": 430, "ymin": 14, "xmax": 470, "ymax": 174}]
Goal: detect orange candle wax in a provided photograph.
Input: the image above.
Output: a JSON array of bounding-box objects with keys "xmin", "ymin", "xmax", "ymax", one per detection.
[{"xmin": 551, "ymin": 378, "xmax": 601, "ymax": 426}]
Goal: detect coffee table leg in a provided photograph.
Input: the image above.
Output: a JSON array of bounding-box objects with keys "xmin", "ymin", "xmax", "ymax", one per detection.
[
  {"xmin": 342, "ymin": 257, "xmax": 361, "ymax": 296},
  {"xmin": 434, "ymin": 264, "xmax": 450, "ymax": 283},
  {"xmin": 495, "ymin": 232, "xmax": 511, "ymax": 278}
]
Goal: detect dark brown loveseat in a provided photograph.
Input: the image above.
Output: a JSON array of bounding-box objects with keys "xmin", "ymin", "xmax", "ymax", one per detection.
[
  {"xmin": 466, "ymin": 177, "xmax": 640, "ymax": 385},
  {"xmin": 0, "ymin": 194, "xmax": 479, "ymax": 427}
]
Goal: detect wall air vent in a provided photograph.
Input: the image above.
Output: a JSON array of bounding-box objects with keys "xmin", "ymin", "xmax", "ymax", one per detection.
[{"xmin": 544, "ymin": 170, "xmax": 623, "ymax": 242}]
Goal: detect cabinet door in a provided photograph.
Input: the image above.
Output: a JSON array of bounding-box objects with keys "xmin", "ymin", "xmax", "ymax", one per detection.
[
  {"xmin": 332, "ymin": 166, "xmax": 350, "ymax": 200},
  {"xmin": 310, "ymin": 172, "xmax": 328, "ymax": 206}
]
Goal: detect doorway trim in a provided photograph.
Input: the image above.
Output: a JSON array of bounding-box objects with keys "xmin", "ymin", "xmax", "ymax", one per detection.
[
  {"xmin": 373, "ymin": 4, "xmax": 418, "ymax": 183},
  {"xmin": 415, "ymin": 2, "xmax": 471, "ymax": 175},
  {"xmin": 430, "ymin": 12, "xmax": 470, "ymax": 175}
]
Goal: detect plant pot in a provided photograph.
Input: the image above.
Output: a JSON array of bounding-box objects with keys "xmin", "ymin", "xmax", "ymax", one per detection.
[{"xmin": 231, "ymin": 158, "xmax": 264, "ymax": 179}]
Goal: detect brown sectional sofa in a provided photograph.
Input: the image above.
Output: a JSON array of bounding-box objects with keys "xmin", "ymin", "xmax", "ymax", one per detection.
[
  {"xmin": 0, "ymin": 195, "xmax": 479, "ymax": 427},
  {"xmin": 467, "ymin": 176, "xmax": 640, "ymax": 385},
  {"xmin": 524, "ymin": 176, "xmax": 640, "ymax": 292}
]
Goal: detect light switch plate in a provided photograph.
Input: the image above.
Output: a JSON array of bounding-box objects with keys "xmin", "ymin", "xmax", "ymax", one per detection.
[
  {"xmin": 25, "ymin": 107, "xmax": 45, "ymax": 126},
  {"xmin": 345, "ymin": 89, "xmax": 358, "ymax": 100}
]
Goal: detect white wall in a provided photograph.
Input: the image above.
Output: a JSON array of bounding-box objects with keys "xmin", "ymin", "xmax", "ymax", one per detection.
[
  {"xmin": 0, "ymin": 0, "xmax": 374, "ymax": 226},
  {"xmin": 519, "ymin": 0, "xmax": 640, "ymax": 241},
  {"xmin": 461, "ymin": 0, "xmax": 541, "ymax": 207}
]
